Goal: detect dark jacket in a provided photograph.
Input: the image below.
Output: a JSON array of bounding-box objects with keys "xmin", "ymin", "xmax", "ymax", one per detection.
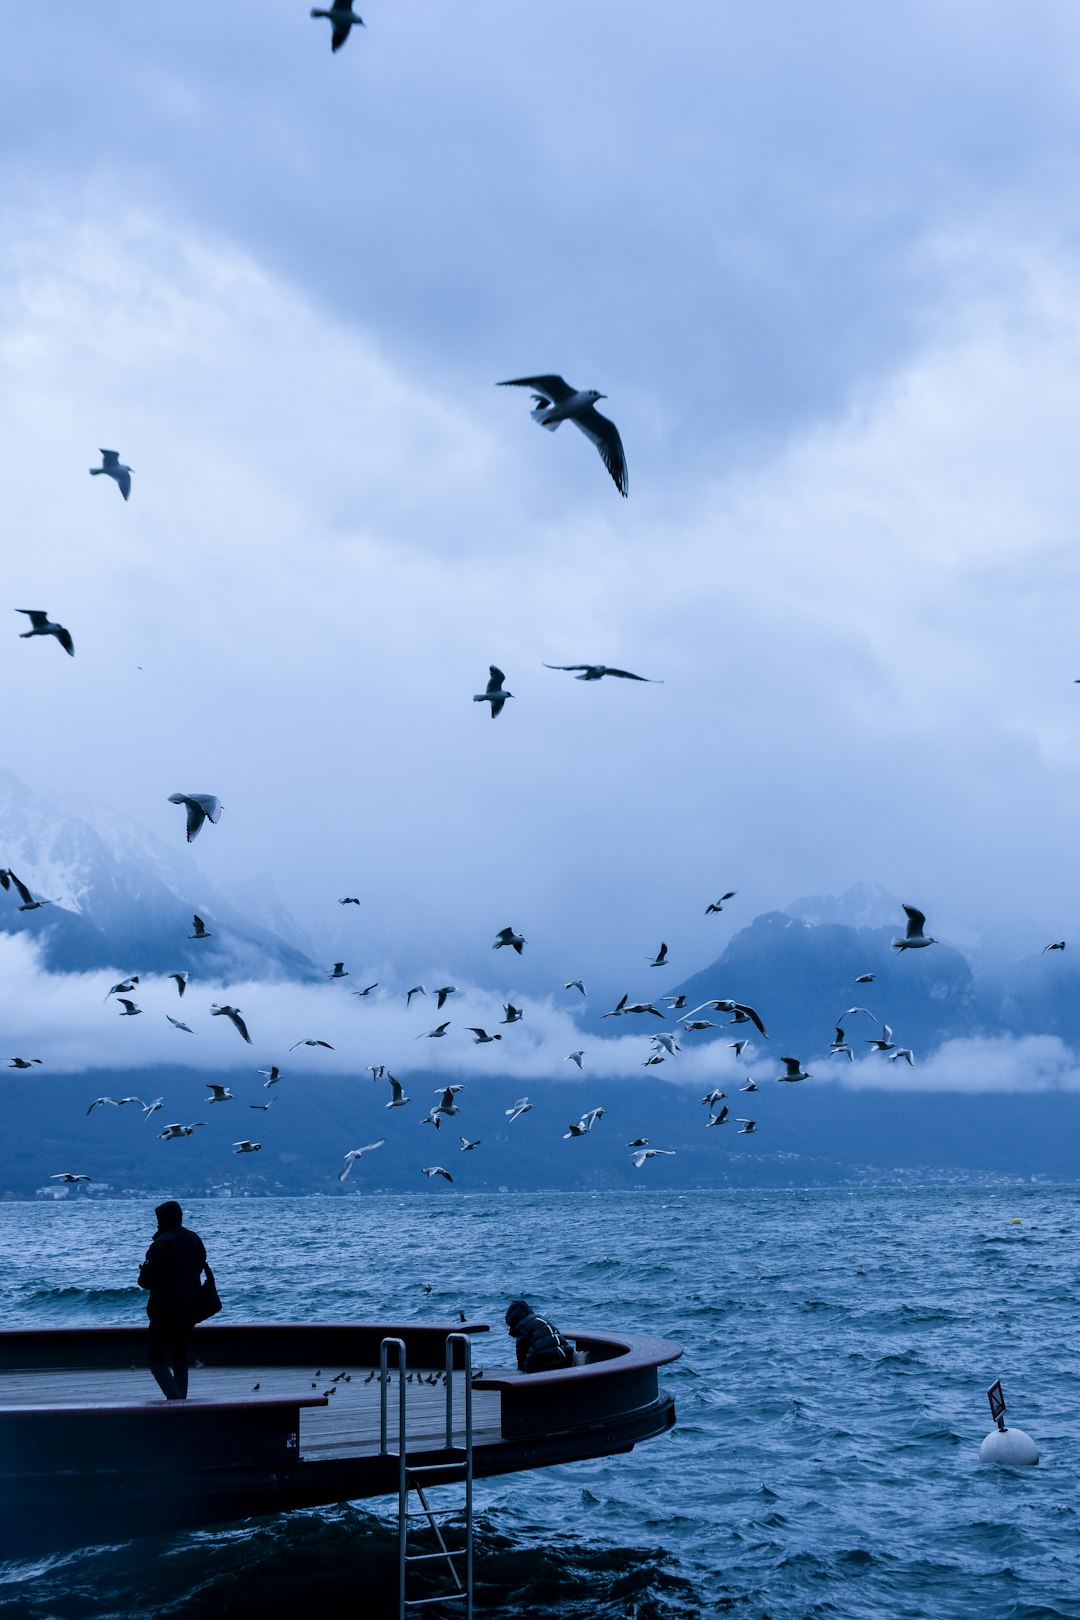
[
  {"xmin": 505, "ymin": 1300, "xmax": 572, "ymax": 1374},
  {"xmin": 139, "ymin": 1224, "xmax": 207, "ymax": 1323}
]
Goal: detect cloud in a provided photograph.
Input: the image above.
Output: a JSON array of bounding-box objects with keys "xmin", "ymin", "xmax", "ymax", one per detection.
[{"xmin": 5, "ymin": 201, "xmax": 1080, "ymax": 1004}]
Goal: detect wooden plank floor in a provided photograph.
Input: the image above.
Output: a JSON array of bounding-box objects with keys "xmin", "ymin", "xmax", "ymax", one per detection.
[{"xmin": 0, "ymin": 1365, "xmax": 504, "ymax": 1460}]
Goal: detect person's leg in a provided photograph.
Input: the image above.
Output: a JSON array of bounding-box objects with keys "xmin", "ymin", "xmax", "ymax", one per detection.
[
  {"xmin": 147, "ymin": 1320, "xmax": 182, "ymax": 1399},
  {"xmin": 171, "ymin": 1324, "xmax": 193, "ymax": 1399}
]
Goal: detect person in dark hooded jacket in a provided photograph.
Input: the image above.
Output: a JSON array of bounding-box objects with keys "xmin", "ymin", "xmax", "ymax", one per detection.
[
  {"xmin": 138, "ymin": 1200, "xmax": 209, "ymax": 1400},
  {"xmin": 504, "ymin": 1298, "xmax": 573, "ymax": 1373}
]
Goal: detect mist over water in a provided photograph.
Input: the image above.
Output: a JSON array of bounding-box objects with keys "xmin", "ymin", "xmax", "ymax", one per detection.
[{"xmin": 2, "ymin": 1188, "xmax": 1078, "ymax": 1619}]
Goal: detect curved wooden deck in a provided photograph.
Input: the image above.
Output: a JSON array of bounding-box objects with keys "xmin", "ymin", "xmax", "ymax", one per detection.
[{"xmin": 0, "ymin": 1321, "xmax": 681, "ymax": 1558}]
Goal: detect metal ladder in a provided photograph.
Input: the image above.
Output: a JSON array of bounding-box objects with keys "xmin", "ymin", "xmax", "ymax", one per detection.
[{"xmin": 380, "ymin": 1333, "xmax": 474, "ymax": 1620}]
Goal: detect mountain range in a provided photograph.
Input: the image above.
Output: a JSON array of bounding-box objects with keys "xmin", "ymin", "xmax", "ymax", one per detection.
[{"xmin": 3, "ymin": 775, "xmax": 1080, "ymax": 1192}]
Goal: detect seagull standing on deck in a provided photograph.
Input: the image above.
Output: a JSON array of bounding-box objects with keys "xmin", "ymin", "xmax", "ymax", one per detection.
[
  {"xmin": 89, "ymin": 449, "xmax": 132, "ymax": 500},
  {"xmin": 310, "ymin": 3, "xmax": 364, "ymax": 50},
  {"xmin": 498, "ymin": 375, "xmax": 629, "ymax": 496},
  {"xmin": 16, "ymin": 610, "xmax": 74, "ymax": 656},
  {"xmin": 474, "ymin": 666, "xmax": 513, "ymax": 718}
]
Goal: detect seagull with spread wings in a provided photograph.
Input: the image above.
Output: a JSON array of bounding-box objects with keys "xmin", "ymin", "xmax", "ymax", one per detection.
[
  {"xmin": 892, "ymin": 904, "xmax": 937, "ymax": 951},
  {"xmin": 211, "ymin": 1004, "xmax": 252, "ymax": 1044},
  {"xmin": 16, "ymin": 610, "xmax": 74, "ymax": 656},
  {"xmin": 474, "ymin": 666, "xmax": 513, "ymax": 718},
  {"xmin": 544, "ymin": 662, "xmax": 660, "ymax": 682},
  {"xmin": 310, "ymin": 3, "xmax": 364, "ymax": 51},
  {"xmin": 168, "ymin": 793, "xmax": 222, "ymax": 843},
  {"xmin": 89, "ymin": 448, "xmax": 132, "ymax": 500},
  {"xmin": 338, "ymin": 1140, "xmax": 385, "ymax": 1182},
  {"xmin": 498, "ymin": 375, "xmax": 628, "ymax": 496}
]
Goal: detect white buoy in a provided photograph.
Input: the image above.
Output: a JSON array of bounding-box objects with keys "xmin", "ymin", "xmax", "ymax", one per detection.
[
  {"xmin": 979, "ymin": 1426, "xmax": 1039, "ymax": 1466},
  {"xmin": 980, "ymin": 1378, "xmax": 1039, "ymax": 1465}
]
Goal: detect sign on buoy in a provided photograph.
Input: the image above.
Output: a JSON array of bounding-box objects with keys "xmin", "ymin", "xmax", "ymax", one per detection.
[{"xmin": 979, "ymin": 1379, "xmax": 1039, "ymax": 1466}]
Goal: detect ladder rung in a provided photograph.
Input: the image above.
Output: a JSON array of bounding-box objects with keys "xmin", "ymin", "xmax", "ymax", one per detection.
[
  {"xmin": 404, "ymin": 1596, "xmax": 468, "ymax": 1610},
  {"xmin": 405, "ymin": 1507, "xmax": 464, "ymax": 1520},
  {"xmin": 405, "ymin": 1548, "xmax": 465, "ymax": 1565}
]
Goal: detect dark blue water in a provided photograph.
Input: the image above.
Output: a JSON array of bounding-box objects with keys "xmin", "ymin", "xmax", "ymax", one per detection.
[{"xmin": 1, "ymin": 1188, "xmax": 1078, "ymax": 1619}]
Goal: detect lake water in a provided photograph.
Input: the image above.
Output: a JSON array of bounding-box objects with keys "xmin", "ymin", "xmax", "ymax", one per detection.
[{"xmin": 1, "ymin": 1187, "xmax": 1078, "ymax": 1619}]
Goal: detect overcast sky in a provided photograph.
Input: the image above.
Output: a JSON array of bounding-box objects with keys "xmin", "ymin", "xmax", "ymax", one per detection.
[{"xmin": 5, "ymin": 1, "xmax": 1080, "ymax": 1015}]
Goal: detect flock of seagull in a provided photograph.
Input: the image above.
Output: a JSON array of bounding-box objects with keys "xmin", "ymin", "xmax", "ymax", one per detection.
[{"xmin": 13, "ymin": 12, "xmax": 1067, "ymax": 1197}]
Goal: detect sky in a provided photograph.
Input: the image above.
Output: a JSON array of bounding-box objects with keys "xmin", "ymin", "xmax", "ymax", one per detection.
[{"xmin": 5, "ymin": 2, "xmax": 1080, "ymax": 1032}]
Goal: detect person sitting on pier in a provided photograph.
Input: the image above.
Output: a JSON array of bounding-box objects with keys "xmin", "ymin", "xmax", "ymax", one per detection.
[
  {"xmin": 504, "ymin": 1298, "xmax": 573, "ymax": 1373},
  {"xmin": 137, "ymin": 1200, "xmax": 211, "ymax": 1401}
]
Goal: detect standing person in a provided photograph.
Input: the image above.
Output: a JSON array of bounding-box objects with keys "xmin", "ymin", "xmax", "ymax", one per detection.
[
  {"xmin": 138, "ymin": 1200, "xmax": 209, "ymax": 1401},
  {"xmin": 504, "ymin": 1298, "xmax": 573, "ymax": 1373}
]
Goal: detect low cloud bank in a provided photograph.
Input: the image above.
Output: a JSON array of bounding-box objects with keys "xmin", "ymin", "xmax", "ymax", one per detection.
[{"xmin": 4, "ymin": 935, "xmax": 1080, "ymax": 1094}]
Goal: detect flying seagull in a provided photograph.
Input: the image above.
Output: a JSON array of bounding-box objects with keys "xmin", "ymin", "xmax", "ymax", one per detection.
[
  {"xmin": 892, "ymin": 904, "xmax": 936, "ymax": 951},
  {"xmin": 647, "ymin": 942, "xmax": 669, "ymax": 967},
  {"xmin": 564, "ymin": 1107, "xmax": 604, "ymax": 1139},
  {"xmin": 385, "ymin": 1075, "xmax": 411, "ymax": 1108},
  {"xmin": 52, "ymin": 1172, "xmax": 92, "ymax": 1184},
  {"xmin": 290, "ymin": 1037, "xmax": 335, "ymax": 1051},
  {"xmin": 777, "ymin": 1057, "xmax": 810, "ymax": 1083},
  {"xmin": 233, "ymin": 1141, "xmax": 262, "ymax": 1154},
  {"xmin": 168, "ymin": 793, "xmax": 222, "ymax": 843},
  {"xmin": 493, "ymin": 926, "xmax": 525, "ymax": 954},
  {"xmin": 104, "ymin": 977, "xmax": 139, "ymax": 1002},
  {"xmin": 434, "ymin": 1084, "xmax": 465, "ymax": 1115},
  {"xmin": 564, "ymin": 979, "xmax": 587, "ymax": 996},
  {"xmin": 498, "ymin": 375, "xmax": 628, "ymax": 496},
  {"xmin": 1044, "ymin": 941, "xmax": 1066, "ymax": 952},
  {"xmin": 459, "ymin": 1136, "xmax": 481, "ymax": 1151},
  {"xmin": 211, "ymin": 1004, "xmax": 252, "ymax": 1043},
  {"xmin": 2, "ymin": 869, "xmax": 50, "ymax": 911},
  {"xmin": 543, "ymin": 662, "xmax": 660, "ymax": 684},
  {"xmin": 564, "ymin": 1050, "xmax": 584, "ymax": 1069},
  {"xmin": 206, "ymin": 1084, "xmax": 234, "ymax": 1103},
  {"xmin": 866, "ymin": 1025, "xmax": 895, "ymax": 1054},
  {"xmin": 257, "ymin": 1066, "xmax": 283, "ymax": 1087},
  {"xmin": 854, "ymin": 973, "xmax": 876, "ymax": 984},
  {"xmin": 116, "ymin": 998, "xmax": 141, "ymax": 1017},
  {"xmin": 339, "ymin": 896, "xmax": 361, "ymax": 905},
  {"xmin": 467, "ymin": 1027, "xmax": 502, "ymax": 1044},
  {"xmin": 736, "ymin": 1118, "xmax": 757, "ymax": 1134},
  {"xmin": 166, "ymin": 1014, "xmax": 194, "ymax": 1033},
  {"xmin": 8, "ymin": 1057, "xmax": 41, "ymax": 1069},
  {"xmin": 474, "ymin": 665, "xmax": 513, "ymax": 718},
  {"xmin": 310, "ymin": 4, "xmax": 364, "ymax": 51},
  {"xmin": 500, "ymin": 1002, "xmax": 523, "ymax": 1023},
  {"xmin": 422, "ymin": 1166, "xmax": 454, "ymax": 1182},
  {"xmin": 189, "ymin": 914, "xmax": 212, "ymax": 939},
  {"xmin": 159, "ymin": 1121, "xmax": 206, "ymax": 1139},
  {"xmin": 417, "ymin": 1022, "xmax": 451, "ymax": 1040},
  {"xmin": 337, "ymin": 1140, "xmax": 385, "ymax": 1182},
  {"xmin": 686, "ymin": 998, "xmax": 768, "ymax": 1037},
  {"xmin": 406, "ymin": 984, "xmax": 426, "ymax": 1006},
  {"xmin": 168, "ymin": 972, "xmax": 189, "ymax": 997},
  {"xmin": 433, "ymin": 986, "xmax": 458, "ymax": 1010},
  {"xmin": 706, "ymin": 1106, "xmax": 730, "ymax": 1127},
  {"xmin": 705, "ymin": 892, "xmax": 736, "ymax": 914},
  {"xmin": 352, "ymin": 983, "xmax": 379, "ymax": 998},
  {"xmin": 327, "ymin": 962, "xmax": 349, "ymax": 980},
  {"xmin": 505, "ymin": 1097, "xmax": 532, "ymax": 1123},
  {"xmin": 16, "ymin": 610, "xmax": 74, "ymax": 656},
  {"xmin": 89, "ymin": 448, "xmax": 131, "ymax": 500},
  {"xmin": 631, "ymin": 1148, "xmax": 676, "ymax": 1169}
]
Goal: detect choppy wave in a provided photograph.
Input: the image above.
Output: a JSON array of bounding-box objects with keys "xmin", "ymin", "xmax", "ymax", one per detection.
[{"xmin": 1, "ymin": 1186, "xmax": 1080, "ymax": 1619}]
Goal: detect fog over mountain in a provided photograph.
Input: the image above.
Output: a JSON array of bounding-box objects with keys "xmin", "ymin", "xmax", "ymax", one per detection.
[{"xmin": 4, "ymin": 776, "xmax": 1080, "ymax": 1194}]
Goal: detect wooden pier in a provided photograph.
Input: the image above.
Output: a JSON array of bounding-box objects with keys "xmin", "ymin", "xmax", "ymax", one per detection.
[{"xmin": 0, "ymin": 1321, "xmax": 680, "ymax": 1558}]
